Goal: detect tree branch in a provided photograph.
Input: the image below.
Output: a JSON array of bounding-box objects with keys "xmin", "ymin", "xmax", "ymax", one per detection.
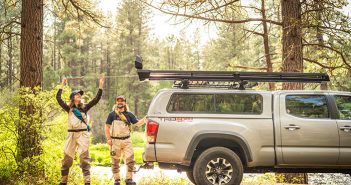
[
  {"xmin": 141, "ymin": 1, "xmax": 282, "ymax": 26},
  {"xmin": 57, "ymin": 0, "xmax": 109, "ymax": 28},
  {"xmin": 303, "ymin": 43, "xmax": 351, "ymax": 69},
  {"xmin": 243, "ymin": 28, "xmax": 264, "ymax": 36},
  {"xmin": 0, "ymin": 19, "xmax": 21, "ymax": 30},
  {"xmin": 303, "ymin": 25, "xmax": 351, "ymax": 35},
  {"xmin": 191, "ymin": 0, "xmax": 240, "ymax": 16},
  {"xmin": 303, "ymin": 57, "xmax": 342, "ymax": 70},
  {"xmin": 227, "ymin": 64, "xmax": 267, "ymax": 70}
]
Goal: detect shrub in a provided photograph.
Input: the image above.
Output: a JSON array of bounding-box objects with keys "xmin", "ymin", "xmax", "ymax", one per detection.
[{"xmin": 138, "ymin": 171, "xmax": 190, "ymax": 185}]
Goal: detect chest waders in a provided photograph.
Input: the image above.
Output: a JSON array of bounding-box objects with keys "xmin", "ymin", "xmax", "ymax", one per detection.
[
  {"xmin": 61, "ymin": 110, "xmax": 91, "ymax": 184},
  {"xmin": 110, "ymin": 110, "xmax": 135, "ymax": 181}
]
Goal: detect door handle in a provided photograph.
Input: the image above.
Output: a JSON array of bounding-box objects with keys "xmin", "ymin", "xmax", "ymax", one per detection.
[
  {"xmin": 284, "ymin": 124, "xmax": 300, "ymax": 131},
  {"xmin": 340, "ymin": 126, "xmax": 351, "ymax": 132}
]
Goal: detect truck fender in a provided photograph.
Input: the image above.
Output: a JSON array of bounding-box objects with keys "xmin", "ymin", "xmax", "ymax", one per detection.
[{"xmin": 183, "ymin": 131, "xmax": 253, "ymax": 165}]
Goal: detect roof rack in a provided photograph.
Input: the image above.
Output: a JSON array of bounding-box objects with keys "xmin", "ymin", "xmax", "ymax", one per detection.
[
  {"xmin": 135, "ymin": 56, "xmax": 330, "ymax": 89},
  {"xmin": 172, "ymin": 80, "xmax": 259, "ymax": 90}
]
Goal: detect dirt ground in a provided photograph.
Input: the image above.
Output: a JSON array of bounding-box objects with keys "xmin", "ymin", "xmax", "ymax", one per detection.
[{"xmin": 91, "ymin": 165, "xmax": 351, "ymax": 185}]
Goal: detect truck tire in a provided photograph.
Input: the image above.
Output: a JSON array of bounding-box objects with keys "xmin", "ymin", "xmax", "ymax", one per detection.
[
  {"xmin": 193, "ymin": 147, "xmax": 243, "ymax": 185},
  {"xmin": 186, "ymin": 171, "xmax": 196, "ymax": 184}
]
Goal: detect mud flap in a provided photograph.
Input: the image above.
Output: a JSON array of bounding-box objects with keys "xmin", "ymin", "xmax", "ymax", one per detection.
[{"xmin": 133, "ymin": 162, "xmax": 154, "ymax": 173}]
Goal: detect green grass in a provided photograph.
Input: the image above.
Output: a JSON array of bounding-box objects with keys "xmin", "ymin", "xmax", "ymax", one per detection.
[
  {"xmin": 90, "ymin": 132, "xmax": 146, "ymax": 166},
  {"xmin": 138, "ymin": 172, "xmax": 190, "ymax": 185},
  {"xmin": 90, "ymin": 143, "xmax": 111, "ymax": 166},
  {"xmin": 133, "ymin": 147, "xmax": 144, "ymax": 164},
  {"xmin": 130, "ymin": 131, "xmax": 146, "ymax": 147}
]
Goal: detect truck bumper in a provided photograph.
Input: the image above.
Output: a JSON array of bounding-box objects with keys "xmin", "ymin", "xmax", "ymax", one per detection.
[{"xmin": 142, "ymin": 144, "xmax": 157, "ymax": 162}]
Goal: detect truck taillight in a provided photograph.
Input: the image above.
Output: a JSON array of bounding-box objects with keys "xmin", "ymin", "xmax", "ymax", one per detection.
[{"xmin": 146, "ymin": 119, "xmax": 159, "ymax": 144}]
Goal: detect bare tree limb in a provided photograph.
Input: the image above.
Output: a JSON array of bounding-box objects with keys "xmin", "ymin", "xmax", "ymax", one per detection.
[
  {"xmin": 303, "ymin": 43, "xmax": 351, "ymax": 69},
  {"xmin": 54, "ymin": 0, "xmax": 109, "ymax": 28},
  {"xmin": 303, "ymin": 25, "xmax": 351, "ymax": 35},
  {"xmin": 192, "ymin": 0, "xmax": 240, "ymax": 16},
  {"xmin": 141, "ymin": 0, "xmax": 282, "ymax": 26},
  {"xmin": 227, "ymin": 64, "xmax": 267, "ymax": 70},
  {"xmin": 303, "ymin": 57, "xmax": 343, "ymax": 70},
  {"xmin": 243, "ymin": 28, "xmax": 264, "ymax": 36}
]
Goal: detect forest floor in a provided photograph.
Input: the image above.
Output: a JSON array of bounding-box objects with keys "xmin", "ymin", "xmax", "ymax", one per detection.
[{"xmin": 91, "ymin": 165, "xmax": 351, "ymax": 185}]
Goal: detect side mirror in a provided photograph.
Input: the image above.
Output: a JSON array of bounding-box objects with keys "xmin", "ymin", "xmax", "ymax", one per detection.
[{"xmin": 135, "ymin": 55, "xmax": 143, "ymax": 70}]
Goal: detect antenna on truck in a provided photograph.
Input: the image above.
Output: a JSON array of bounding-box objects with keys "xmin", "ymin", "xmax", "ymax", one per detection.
[{"xmin": 134, "ymin": 56, "xmax": 330, "ymax": 89}]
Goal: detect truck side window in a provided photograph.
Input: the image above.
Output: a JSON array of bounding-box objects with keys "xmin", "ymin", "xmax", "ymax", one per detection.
[
  {"xmin": 215, "ymin": 94, "xmax": 263, "ymax": 114},
  {"xmin": 286, "ymin": 95, "xmax": 329, "ymax": 118},
  {"xmin": 167, "ymin": 94, "xmax": 215, "ymax": 113},
  {"xmin": 335, "ymin": 95, "xmax": 351, "ymax": 120}
]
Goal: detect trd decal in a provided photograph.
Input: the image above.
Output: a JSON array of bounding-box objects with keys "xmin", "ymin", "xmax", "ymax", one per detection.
[{"xmin": 162, "ymin": 117, "xmax": 193, "ymax": 122}]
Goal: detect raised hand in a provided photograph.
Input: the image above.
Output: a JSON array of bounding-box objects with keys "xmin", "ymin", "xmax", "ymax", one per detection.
[
  {"xmin": 99, "ymin": 75, "xmax": 106, "ymax": 89},
  {"xmin": 60, "ymin": 78, "xmax": 67, "ymax": 89}
]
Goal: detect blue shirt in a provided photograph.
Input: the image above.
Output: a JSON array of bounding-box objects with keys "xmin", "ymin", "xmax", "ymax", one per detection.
[{"xmin": 106, "ymin": 111, "xmax": 138, "ymax": 125}]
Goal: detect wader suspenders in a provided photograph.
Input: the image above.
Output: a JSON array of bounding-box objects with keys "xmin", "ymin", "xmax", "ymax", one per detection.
[
  {"xmin": 69, "ymin": 108, "xmax": 90, "ymax": 132},
  {"xmin": 111, "ymin": 111, "xmax": 132, "ymax": 139},
  {"xmin": 80, "ymin": 117, "xmax": 90, "ymax": 132},
  {"xmin": 115, "ymin": 111, "xmax": 131, "ymax": 128}
]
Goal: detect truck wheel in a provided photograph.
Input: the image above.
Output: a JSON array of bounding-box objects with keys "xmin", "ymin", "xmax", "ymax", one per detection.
[
  {"xmin": 193, "ymin": 147, "xmax": 243, "ymax": 185},
  {"xmin": 186, "ymin": 171, "xmax": 196, "ymax": 184}
]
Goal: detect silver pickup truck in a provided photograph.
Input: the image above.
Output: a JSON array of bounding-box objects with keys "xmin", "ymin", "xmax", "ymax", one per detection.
[
  {"xmin": 135, "ymin": 57, "xmax": 351, "ymax": 185},
  {"xmin": 143, "ymin": 88, "xmax": 351, "ymax": 185}
]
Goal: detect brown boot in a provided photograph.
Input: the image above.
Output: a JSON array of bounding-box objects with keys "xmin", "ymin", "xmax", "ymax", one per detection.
[
  {"xmin": 125, "ymin": 179, "xmax": 136, "ymax": 185},
  {"xmin": 114, "ymin": 179, "xmax": 121, "ymax": 185}
]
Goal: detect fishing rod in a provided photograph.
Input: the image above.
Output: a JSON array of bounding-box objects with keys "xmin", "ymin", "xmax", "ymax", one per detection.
[{"xmin": 64, "ymin": 75, "xmax": 139, "ymax": 81}]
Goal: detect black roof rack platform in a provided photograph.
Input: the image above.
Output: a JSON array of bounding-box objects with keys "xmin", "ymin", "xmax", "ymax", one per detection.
[{"xmin": 135, "ymin": 56, "xmax": 330, "ymax": 89}]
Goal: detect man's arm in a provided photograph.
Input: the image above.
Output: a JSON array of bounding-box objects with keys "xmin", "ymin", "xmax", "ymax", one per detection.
[
  {"xmin": 105, "ymin": 124, "xmax": 112, "ymax": 146},
  {"xmin": 134, "ymin": 117, "xmax": 147, "ymax": 127},
  {"xmin": 129, "ymin": 113, "xmax": 147, "ymax": 127},
  {"xmin": 105, "ymin": 112, "xmax": 113, "ymax": 146}
]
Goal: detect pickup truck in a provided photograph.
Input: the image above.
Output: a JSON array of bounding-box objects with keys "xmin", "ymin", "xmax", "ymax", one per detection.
[{"xmin": 142, "ymin": 88, "xmax": 351, "ymax": 185}]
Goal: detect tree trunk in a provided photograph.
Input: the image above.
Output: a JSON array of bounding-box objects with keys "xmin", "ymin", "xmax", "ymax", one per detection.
[
  {"xmin": 134, "ymin": 95, "xmax": 139, "ymax": 117},
  {"xmin": 261, "ymin": 0, "xmax": 275, "ymax": 90},
  {"xmin": 79, "ymin": 39, "xmax": 87, "ymax": 87},
  {"xmin": 57, "ymin": 34, "xmax": 61, "ymax": 71},
  {"xmin": 281, "ymin": 0, "xmax": 304, "ymax": 90},
  {"xmin": 167, "ymin": 48, "xmax": 171, "ymax": 69},
  {"xmin": 0, "ymin": 42, "xmax": 2, "ymax": 86},
  {"xmin": 100, "ymin": 41, "xmax": 106, "ymax": 89},
  {"xmin": 20, "ymin": 1, "xmax": 43, "ymax": 88},
  {"xmin": 18, "ymin": 0, "xmax": 44, "ymax": 179},
  {"xmin": 314, "ymin": 0, "xmax": 324, "ymax": 45},
  {"xmin": 106, "ymin": 39, "xmax": 111, "ymax": 100},
  {"xmin": 279, "ymin": 0, "xmax": 307, "ymax": 183},
  {"xmin": 7, "ymin": 33, "xmax": 13, "ymax": 89},
  {"xmin": 70, "ymin": 60, "xmax": 78, "ymax": 86},
  {"xmin": 53, "ymin": 17, "xmax": 57, "ymax": 71}
]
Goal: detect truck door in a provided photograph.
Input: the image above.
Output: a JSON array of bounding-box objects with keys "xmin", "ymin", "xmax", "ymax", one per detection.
[
  {"xmin": 279, "ymin": 93, "xmax": 339, "ymax": 165},
  {"xmin": 333, "ymin": 95, "xmax": 351, "ymax": 164}
]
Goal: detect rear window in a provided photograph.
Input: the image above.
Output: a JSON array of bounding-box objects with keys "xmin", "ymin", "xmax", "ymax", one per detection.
[
  {"xmin": 215, "ymin": 94, "xmax": 262, "ymax": 114},
  {"xmin": 167, "ymin": 93, "xmax": 263, "ymax": 114},
  {"xmin": 167, "ymin": 94, "xmax": 215, "ymax": 113}
]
